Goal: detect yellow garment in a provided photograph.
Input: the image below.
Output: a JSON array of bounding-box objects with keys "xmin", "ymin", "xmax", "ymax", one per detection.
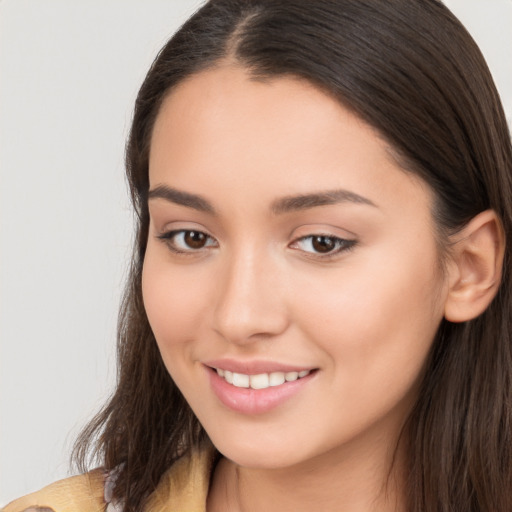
[
  {"xmin": 2, "ymin": 448, "xmax": 215, "ymax": 512},
  {"xmin": 1, "ymin": 470, "xmax": 105, "ymax": 512}
]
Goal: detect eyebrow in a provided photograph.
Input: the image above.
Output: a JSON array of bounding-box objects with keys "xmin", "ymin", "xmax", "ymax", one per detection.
[
  {"xmin": 271, "ymin": 189, "xmax": 377, "ymax": 214},
  {"xmin": 147, "ymin": 185, "xmax": 376, "ymax": 215},
  {"xmin": 147, "ymin": 185, "xmax": 216, "ymax": 214}
]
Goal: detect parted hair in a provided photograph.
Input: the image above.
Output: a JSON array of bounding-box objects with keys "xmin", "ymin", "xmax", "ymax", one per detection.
[{"xmin": 73, "ymin": 1, "xmax": 512, "ymax": 510}]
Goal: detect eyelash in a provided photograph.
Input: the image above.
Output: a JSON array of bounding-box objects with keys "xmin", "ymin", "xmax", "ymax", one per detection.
[
  {"xmin": 156, "ymin": 230, "xmax": 357, "ymax": 258},
  {"xmin": 156, "ymin": 230, "xmax": 218, "ymax": 255},
  {"xmin": 290, "ymin": 234, "xmax": 357, "ymax": 258}
]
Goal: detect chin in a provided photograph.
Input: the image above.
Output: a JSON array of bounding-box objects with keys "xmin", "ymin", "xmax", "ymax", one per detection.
[{"xmin": 208, "ymin": 431, "xmax": 312, "ymax": 470}]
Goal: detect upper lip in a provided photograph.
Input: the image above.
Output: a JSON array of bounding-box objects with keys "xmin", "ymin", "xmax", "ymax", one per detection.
[{"xmin": 203, "ymin": 358, "xmax": 316, "ymax": 375}]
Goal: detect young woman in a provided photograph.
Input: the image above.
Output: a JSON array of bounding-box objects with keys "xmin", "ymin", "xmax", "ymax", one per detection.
[{"xmin": 5, "ymin": 1, "xmax": 512, "ymax": 511}]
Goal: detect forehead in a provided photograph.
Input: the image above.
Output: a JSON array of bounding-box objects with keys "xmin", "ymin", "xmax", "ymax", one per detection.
[
  {"xmin": 148, "ymin": 64, "xmax": 431, "ymax": 218},
  {"xmin": 151, "ymin": 67, "xmax": 357, "ymax": 159}
]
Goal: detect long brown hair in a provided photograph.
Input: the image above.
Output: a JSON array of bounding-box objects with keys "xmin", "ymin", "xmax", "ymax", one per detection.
[{"xmin": 73, "ymin": 1, "xmax": 512, "ymax": 510}]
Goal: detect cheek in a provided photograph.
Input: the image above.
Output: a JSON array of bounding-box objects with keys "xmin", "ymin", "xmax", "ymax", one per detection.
[
  {"xmin": 293, "ymin": 242, "xmax": 446, "ymax": 395},
  {"xmin": 141, "ymin": 250, "xmax": 209, "ymax": 369}
]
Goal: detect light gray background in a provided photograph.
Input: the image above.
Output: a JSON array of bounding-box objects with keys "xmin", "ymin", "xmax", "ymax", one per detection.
[{"xmin": 1, "ymin": 0, "xmax": 511, "ymax": 505}]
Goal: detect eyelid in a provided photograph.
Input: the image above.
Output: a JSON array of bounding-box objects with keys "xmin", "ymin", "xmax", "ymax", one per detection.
[
  {"xmin": 289, "ymin": 233, "xmax": 357, "ymax": 258},
  {"xmin": 154, "ymin": 224, "xmax": 357, "ymax": 258},
  {"xmin": 156, "ymin": 228, "xmax": 218, "ymax": 255}
]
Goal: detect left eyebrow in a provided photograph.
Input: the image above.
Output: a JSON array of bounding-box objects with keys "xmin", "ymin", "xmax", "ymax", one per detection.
[
  {"xmin": 271, "ymin": 189, "xmax": 377, "ymax": 214},
  {"xmin": 147, "ymin": 185, "xmax": 216, "ymax": 214}
]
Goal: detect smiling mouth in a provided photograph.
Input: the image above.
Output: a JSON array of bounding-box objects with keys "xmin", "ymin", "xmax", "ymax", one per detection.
[{"xmin": 212, "ymin": 367, "xmax": 313, "ymax": 390}]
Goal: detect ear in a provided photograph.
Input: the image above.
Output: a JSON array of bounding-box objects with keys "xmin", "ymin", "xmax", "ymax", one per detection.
[{"xmin": 444, "ymin": 210, "xmax": 505, "ymax": 323}]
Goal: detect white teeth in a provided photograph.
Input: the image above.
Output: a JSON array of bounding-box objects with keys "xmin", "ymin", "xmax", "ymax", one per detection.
[
  {"xmin": 269, "ymin": 371, "xmax": 285, "ymax": 386},
  {"xmin": 216, "ymin": 368, "xmax": 311, "ymax": 389},
  {"xmin": 232, "ymin": 372, "xmax": 250, "ymax": 388},
  {"xmin": 250, "ymin": 373, "xmax": 269, "ymax": 390}
]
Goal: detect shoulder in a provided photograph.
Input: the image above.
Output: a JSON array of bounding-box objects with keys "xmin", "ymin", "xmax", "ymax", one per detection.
[
  {"xmin": 2, "ymin": 469, "xmax": 106, "ymax": 512},
  {"xmin": 2, "ymin": 446, "xmax": 217, "ymax": 512}
]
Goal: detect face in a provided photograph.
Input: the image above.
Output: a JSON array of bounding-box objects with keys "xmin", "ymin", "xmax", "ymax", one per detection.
[{"xmin": 142, "ymin": 65, "xmax": 449, "ymax": 470}]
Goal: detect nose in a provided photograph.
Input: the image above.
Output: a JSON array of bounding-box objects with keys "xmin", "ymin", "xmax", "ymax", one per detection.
[{"xmin": 212, "ymin": 246, "xmax": 290, "ymax": 344}]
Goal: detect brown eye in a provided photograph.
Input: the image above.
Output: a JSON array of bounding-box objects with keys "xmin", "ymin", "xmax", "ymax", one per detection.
[
  {"xmin": 157, "ymin": 229, "xmax": 217, "ymax": 253},
  {"xmin": 291, "ymin": 234, "xmax": 357, "ymax": 257},
  {"xmin": 311, "ymin": 235, "xmax": 336, "ymax": 253},
  {"xmin": 184, "ymin": 230, "xmax": 208, "ymax": 249}
]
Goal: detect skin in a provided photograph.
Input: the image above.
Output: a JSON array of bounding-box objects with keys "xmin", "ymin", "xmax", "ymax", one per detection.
[{"xmin": 142, "ymin": 65, "xmax": 451, "ymax": 511}]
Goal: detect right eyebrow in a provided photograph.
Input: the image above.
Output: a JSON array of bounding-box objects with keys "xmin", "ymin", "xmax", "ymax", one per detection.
[{"xmin": 147, "ymin": 185, "xmax": 216, "ymax": 214}]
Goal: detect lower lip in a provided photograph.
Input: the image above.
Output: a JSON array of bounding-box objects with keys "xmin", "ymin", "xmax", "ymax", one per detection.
[{"xmin": 207, "ymin": 367, "xmax": 316, "ymax": 415}]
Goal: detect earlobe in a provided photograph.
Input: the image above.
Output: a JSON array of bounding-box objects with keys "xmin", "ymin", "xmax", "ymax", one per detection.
[{"xmin": 444, "ymin": 210, "xmax": 505, "ymax": 323}]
